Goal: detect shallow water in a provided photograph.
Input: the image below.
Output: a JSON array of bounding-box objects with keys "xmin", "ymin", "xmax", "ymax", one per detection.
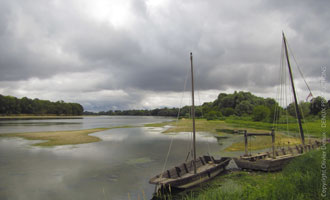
[{"xmin": 0, "ymin": 116, "xmax": 235, "ymax": 200}]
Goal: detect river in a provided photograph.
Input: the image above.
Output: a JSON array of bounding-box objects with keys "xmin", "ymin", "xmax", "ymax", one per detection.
[{"xmin": 0, "ymin": 116, "xmax": 232, "ymax": 200}]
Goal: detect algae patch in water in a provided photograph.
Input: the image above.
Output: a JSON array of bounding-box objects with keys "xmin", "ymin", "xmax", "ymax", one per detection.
[{"xmin": 0, "ymin": 128, "xmax": 110, "ymax": 146}]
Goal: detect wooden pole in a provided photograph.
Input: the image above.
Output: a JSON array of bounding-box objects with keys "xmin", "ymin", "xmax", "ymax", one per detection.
[
  {"xmin": 272, "ymin": 130, "xmax": 275, "ymax": 157},
  {"xmin": 282, "ymin": 32, "xmax": 305, "ymax": 146},
  {"xmin": 244, "ymin": 130, "xmax": 248, "ymax": 156},
  {"xmin": 190, "ymin": 52, "xmax": 197, "ymax": 174}
]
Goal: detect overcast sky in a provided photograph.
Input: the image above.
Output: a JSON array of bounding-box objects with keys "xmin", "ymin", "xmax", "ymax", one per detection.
[{"xmin": 0, "ymin": 0, "xmax": 329, "ymax": 111}]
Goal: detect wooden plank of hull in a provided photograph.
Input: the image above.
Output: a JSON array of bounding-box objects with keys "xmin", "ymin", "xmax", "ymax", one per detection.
[
  {"xmin": 150, "ymin": 156, "xmax": 230, "ymax": 189},
  {"xmin": 233, "ymin": 154, "xmax": 300, "ymax": 172},
  {"xmin": 178, "ymin": 164, "xmax": 226, "ymax": 189}
]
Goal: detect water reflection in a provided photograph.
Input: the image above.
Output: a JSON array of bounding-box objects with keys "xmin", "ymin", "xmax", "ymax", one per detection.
[{"xmin": 0, "ymin": 116, "xmax": 235, "ymax": 200}]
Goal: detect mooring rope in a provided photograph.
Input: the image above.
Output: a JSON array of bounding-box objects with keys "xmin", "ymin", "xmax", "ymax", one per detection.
[{"xmin": 285, "ymin": 39, "xmax": 312, "ymax": 141}]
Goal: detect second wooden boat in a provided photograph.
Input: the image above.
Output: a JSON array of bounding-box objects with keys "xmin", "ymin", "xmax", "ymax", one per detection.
[{"xmin": 234, "ymin": 33, "xmax": 321, "ymax": 171}]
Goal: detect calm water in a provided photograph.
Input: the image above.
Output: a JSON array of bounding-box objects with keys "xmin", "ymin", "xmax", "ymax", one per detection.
[{"xmin": 0, "ymin": 116, "xmax": 235, "ymax": 200}]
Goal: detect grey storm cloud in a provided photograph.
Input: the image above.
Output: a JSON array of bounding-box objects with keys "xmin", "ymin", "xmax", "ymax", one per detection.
[{"xmin": 0, "ymin": 0, "xmax": 329, "ymax": 111}]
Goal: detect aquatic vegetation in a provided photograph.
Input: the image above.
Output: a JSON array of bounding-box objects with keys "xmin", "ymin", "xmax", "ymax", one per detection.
[{"xmin": 0, "ymin": 128, "xmax": 110, "ymax": 146}]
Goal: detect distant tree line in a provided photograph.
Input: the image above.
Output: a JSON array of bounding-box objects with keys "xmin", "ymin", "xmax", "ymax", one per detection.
[
  {"xmin": 85, "ymin": 91, "xmax": 329, "ymax": 122},
  {"xmin": 0, "ymin": 94, "xmax": 84, "ymax": 115}
]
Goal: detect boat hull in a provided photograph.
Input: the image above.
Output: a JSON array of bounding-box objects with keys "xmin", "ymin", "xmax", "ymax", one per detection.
[
  {"xmin": 149, "ymin": 156, "xmax": 230, "ymax": 190},
  {"xmin": 233, "ymin": 141, "xmax": 323, "ymax": 172},
  {"xmin": 168, "ymin": 159, "xmax": 229, "ymax": 189},
  {"xmin": 233, "ymin": 154, "xmax": 299, "ymax": 172}
]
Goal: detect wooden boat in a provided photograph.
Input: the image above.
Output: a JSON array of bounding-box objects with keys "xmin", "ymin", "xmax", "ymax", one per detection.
[
  {"xmin": 233, "ymin": 141, "xmax": 322, "ymax": 171},
  {"xmin": 149, "ymin": 155, "xmax": 230, "ymax": 189},
  {"xmin": 149, "ymin": 53, "xmax": 231, "ymax": 192},
  {"xmin": 233, "ymin": 32, "xmax": 319, "ymax": 172},
  {"xmin": 233, "ymin": 155, "xmax": 298, "ymax": 172}
]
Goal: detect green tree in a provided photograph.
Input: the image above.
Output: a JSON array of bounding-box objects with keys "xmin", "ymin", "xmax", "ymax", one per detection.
[
  {"xmin": 222, "ymin": 107, "xmax": 235, "ymax": 117},
  {"xmin": 235, "ymin": 100, "xmax": 253, "ymax": 116},
  {"xmin": 221, "ymin": 95, "xmax": 236, "ymax": 108},
  {"xmin": 252, "ymin": 105, "xmax": 270, "ymax": 121},
  {"xmin": 205, "ymin": 110, "xmax": 222, "ymax": 120},
  {"xmin": 310, "ymin": 96, "xmax": 327, "ymax": 115},
  {"xmin": 287, "ymin": 101, "xmax": 311, "ymax": 118}
]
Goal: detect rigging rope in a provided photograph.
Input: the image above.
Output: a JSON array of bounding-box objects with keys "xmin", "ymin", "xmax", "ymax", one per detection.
[
  {"xmin": 273, "ymin": 40, "xmax": 285, "ymax": 131},
  {"xmin": 274, "ymin": 34, "xmax": 313, "ymax": 149},
  {"xmin": 160, "ymin": 65, "xmax": 190, "ymax": 178},
  {"xmin": 287, "ymin": 42, "xmax": 314, "ymax": 99},
  {"xmin": 283, "ymin": 37, "xmax": 311, "ymax": 143},
  {"xmin": 195, "ymin": 67, "xmax": 212, "ymax": 155},
  {"xmin": 287, "ymin": 40, "xmax": 312, "ymax": 140}
]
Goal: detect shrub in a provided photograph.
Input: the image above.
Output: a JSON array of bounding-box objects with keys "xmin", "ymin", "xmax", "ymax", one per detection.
[
  {"xmin": 252, "ymin": 105, "xmax": 270, "ymax": 121},
  {"xmin": 205, "ymin": 111, "xmax": 223, "ymax": 120},
  {"xmin": 222, "ymin": 107, "xmax": 235, "ymax": 117}
]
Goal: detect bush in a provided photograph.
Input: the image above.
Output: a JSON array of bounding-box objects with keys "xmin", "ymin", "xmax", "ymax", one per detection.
[
  {"xmin": 222, "ymin": 107, "xmax": 235, "ymax": 117},
  {"xmin": 252, "ymin": 105, "xmax": 270, "ymax": 121},
  {"xmin": 205, "ymin": 111, "xmax": 223, "ymax": 120}
]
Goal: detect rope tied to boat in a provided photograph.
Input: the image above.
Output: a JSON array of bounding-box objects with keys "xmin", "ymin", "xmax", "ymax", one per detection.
[{"xmin": 159, "ymin": 62, "xmax": 190, "ymax": 180}]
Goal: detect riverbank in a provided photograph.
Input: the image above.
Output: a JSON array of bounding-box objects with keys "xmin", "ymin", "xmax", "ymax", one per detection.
[
  {"xmin": 0, "ymin": 115, "xmax": 83, "ymax": 120},
  {"xmin": 181, "ymin": 144, "xmax": 329, "ymax": 200},
  {"xmin": 145, "ymin": 118, "xmax": 312, "ymax": 152},
  {"xmin": 225, "ymin": 117, "xmax": 329, "ymax": 138}
]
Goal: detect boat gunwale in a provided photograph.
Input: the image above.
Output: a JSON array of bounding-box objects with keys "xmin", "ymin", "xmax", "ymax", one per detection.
[{"xmin": 149, "ymin": 156, "xmax": 230, "ymax": 187}]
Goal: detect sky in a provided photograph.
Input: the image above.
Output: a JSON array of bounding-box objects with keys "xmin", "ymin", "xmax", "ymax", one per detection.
[{"xmin": 0, "ymin": 0, "xmax": 329, "ymax": 111}]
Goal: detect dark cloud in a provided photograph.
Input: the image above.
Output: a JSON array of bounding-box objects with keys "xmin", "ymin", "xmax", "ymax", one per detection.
[{"xmin": 0, "ymin": 0, "xmax": 329, "ymax": 110}]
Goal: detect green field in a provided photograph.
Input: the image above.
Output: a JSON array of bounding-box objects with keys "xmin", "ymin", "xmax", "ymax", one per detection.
[{"xmin": 225, "ymin": 118, "xmax": 329, "ymax": 138}]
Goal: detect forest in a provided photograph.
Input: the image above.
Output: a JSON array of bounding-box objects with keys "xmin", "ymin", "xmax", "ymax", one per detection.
[
  {"xmin": 1, "ymin": 91, "xmax": 328, "ymax": 119},
  {"xmin": 0, "ymin": 94, "xmax": 83, "ymax": 115},
  {"xmin": 85, "ymin": 91, "xmax": 329, "ymax": 121}
]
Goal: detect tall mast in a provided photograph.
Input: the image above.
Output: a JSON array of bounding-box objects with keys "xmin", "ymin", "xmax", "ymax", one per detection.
[
  {"xmin": 190, "ymin": 52, "xmax": 197, "ymax": 174},
  {"xmin": 282, "ymin": 32, "xmax": 305, "ymax": 145}
]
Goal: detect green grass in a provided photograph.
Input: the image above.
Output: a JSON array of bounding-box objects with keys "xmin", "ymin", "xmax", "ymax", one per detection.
[
  {"xmin": 225, "ymin": 118, "xmax": 330, "ymax": 138},
  {"xmin": 225, "ymin": 132, "xmax": 304, "ymax": 152},
  {"xmin": 145, "ymin": 118, "xmax": 236, "ymax": 135},
  {"xmin": 183, "ymin": 144, "xmax": 330, "ymax": 200},
  {"xmin": 144, "ymin": 121, "xmax": 174, "ymax": 127}
]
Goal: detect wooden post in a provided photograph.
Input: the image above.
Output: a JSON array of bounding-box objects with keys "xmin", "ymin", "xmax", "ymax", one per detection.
[
  {"xmin": 271, "ymin": 129, "xmax": 276, "ymax": 159},
  {"xmin": 244, "ymin": 130, "xmax": 248, "ymax": 156}
]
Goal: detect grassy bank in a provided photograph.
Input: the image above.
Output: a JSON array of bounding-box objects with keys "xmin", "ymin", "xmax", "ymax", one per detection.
[
  {"xmin": 182, "ymin": 144, "xmax": 330, "ymax": 200},
  {"xmin": 146, "ymin": 119, "xmax": 256, "ymax": 135},
  {"xmin": 226, "ymin": 118, "xmax": 329, "ymax": 138},
  {"xmin": 0, "ymin": 128, "xmax": 112, "ymax": 146},
  {"xmin": 225, "ymin": 132, "xmax": 304, "ymax": 152},
  {"xmin": 145, "ymin": 118, "xmax": 311, "ymax": 151}
]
